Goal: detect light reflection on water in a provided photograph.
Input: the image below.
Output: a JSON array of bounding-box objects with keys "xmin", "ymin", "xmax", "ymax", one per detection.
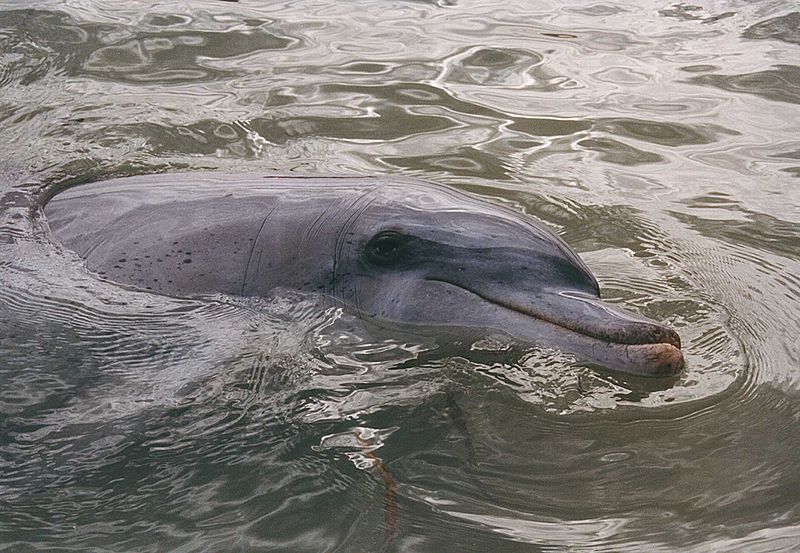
[{"xmin": 1, "ymin": 0, "xmax": 799, "ymax": 551}]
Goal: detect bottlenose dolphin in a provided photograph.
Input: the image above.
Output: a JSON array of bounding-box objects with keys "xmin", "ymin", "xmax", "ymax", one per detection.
[{"xmin": 43, "ymin": 173, "xmax": 683, "ymax": 376}]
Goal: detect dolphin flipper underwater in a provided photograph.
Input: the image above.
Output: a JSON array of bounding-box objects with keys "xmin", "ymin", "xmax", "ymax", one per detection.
[{"xmin": 43, "ymin": 173, "xmax": 684, "ymax": 377}]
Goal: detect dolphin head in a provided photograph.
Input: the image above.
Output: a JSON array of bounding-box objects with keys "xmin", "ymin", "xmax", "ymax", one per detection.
[
  {"xmin": 335, "ymin": 182, "xmax": 683, "ymax": 377},
  {"xmin": 42, "ymin": 173, "xmax": 683, "ymax": 377}
]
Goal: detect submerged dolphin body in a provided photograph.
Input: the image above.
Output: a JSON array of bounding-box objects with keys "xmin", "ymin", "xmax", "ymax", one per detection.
[{"xmin": 44, "ymin": 173, "xmax": 683, "ymax": 376}]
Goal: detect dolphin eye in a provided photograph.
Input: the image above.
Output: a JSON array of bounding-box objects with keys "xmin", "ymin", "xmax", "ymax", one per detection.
[{"xmin": 367, "ymin": 231, "xmax": 405, "ymax": 265}]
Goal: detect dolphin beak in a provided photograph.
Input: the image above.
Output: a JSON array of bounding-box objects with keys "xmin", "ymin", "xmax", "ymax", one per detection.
[
  {"xmin": 468, "ymin": 286, "xmax": 684, "ymax": 377},
  {"xmin": 526, "ymin": 290, "xmax": 685, "ymax": 377}
]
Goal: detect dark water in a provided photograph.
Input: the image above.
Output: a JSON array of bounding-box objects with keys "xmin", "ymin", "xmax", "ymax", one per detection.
[{"xmin": 1, "ymin": 1, "xmax": 799, "ymax": 551}]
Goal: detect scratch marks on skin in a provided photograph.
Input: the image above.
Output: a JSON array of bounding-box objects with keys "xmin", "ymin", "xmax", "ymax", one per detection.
[
  {"xmin": 242, "ymin": 204, "xmax": 277, "ymax": 296},
  {"xmin": 332, "ymin": 190, "xmax": 379, "ymax": 308},
  {"xmin": 298, "ymin": 186, "xmax": 378, "ymax": 302}
]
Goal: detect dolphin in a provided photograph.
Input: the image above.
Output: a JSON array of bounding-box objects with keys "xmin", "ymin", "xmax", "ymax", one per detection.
[{"xmin": 43, "ymin": 173, "xmax": 683, "ymax": 377}]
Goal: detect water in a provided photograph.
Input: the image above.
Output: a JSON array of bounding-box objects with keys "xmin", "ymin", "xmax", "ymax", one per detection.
[{"xmin": 0, "ymin": 0, "xmax": 798, "ymax": 551}]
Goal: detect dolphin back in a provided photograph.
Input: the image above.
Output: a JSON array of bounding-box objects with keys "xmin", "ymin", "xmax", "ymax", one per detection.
[{"xmin": 44, "ymin": 173, "xmax": 377, "ymax": 297}]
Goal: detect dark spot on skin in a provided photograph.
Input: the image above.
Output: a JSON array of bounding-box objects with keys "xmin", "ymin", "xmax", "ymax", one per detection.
[
  {"xmin": 183, "ymin": 259, "xmax": 191, "ymax": 264},
  {"xmin": 118, "ymin": 258, "xmax": 127, "ymax": 263}
]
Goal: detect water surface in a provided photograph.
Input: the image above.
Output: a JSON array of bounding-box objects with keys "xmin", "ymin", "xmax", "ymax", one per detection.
[{"xmin": 1, "ymin": 0, "xmax": 799, "ymax": 551}]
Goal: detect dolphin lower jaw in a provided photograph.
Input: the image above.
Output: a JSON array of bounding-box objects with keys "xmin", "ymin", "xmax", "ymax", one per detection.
[{"xmin": 424, "ymin": 278, "xmax": 685, "ymax": 377}]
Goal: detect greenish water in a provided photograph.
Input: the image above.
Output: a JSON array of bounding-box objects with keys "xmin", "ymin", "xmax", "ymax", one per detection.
[{"xmin": 1, "ymin": 1, "xmax": 798, "ymax": 551}]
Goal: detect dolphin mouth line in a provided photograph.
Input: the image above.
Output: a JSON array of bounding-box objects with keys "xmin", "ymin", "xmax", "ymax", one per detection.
[
  {"xmin": 425, "ymin": 278, "xmax": 685, "ymax": 377},
  {"xmin": 426, "ymin": 277, "xmax": 677, "ymax": 347},
  {"xmin": 496, "ymin": 291, "xmax": 681, "ymax": 349}
]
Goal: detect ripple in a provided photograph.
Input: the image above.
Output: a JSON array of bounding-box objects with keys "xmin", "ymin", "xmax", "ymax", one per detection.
[
  {"xmin": 0, "ymin": 10, "xmax": 87, "ymax": 87},
  {"xmin": 687, "ymin": 65, "xmax": 800, "ymax": 105},
  {"xmin": 594, "ymin": 117, "xmax": 721, "ymax": 147},
  {"xmin": 577, "ymin": 137, "xmax": 664, "ymax": 165},
  {"xmin": 442, "ymin": 46, "xmax": 557, "ymax": 90},
  {"xmin": 83, "ymin": 25, "xmax": 295, "ymax": 84},
  {"xmin": 658, "ymin": 4, "xmax": 736, "ymax": 24},
  {"xmin": 671, "ymin": 203, "xmax": 800, "ymax": 262},
  {"xmin": 742, "ymin": 11, "xmax": 800, "ymax": 46},
  {"xmin": 0, "ymin": 8, "xmax": 297, "ymax": 88},
  {"xmin": 381, "ymin": 146, "xmax": 512, "ymax": 179}
]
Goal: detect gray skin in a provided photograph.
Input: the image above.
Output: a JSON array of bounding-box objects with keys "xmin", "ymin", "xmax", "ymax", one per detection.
[{"xmin": 44, "ymin": 173, "xmax": 683, "ymax": 377}]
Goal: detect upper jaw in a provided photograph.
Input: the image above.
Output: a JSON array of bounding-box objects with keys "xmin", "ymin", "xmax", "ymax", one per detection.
[
  {"xmin": 544, "ymin": 291, "xmax": 681, "ymax": 349},
  {"xmin": 467, "ymin": 285, "xmax": 680, "ymax": 346},
  {"xmin": 454, "ymin": 283, "xmax": 685, "ymax": 377}
]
